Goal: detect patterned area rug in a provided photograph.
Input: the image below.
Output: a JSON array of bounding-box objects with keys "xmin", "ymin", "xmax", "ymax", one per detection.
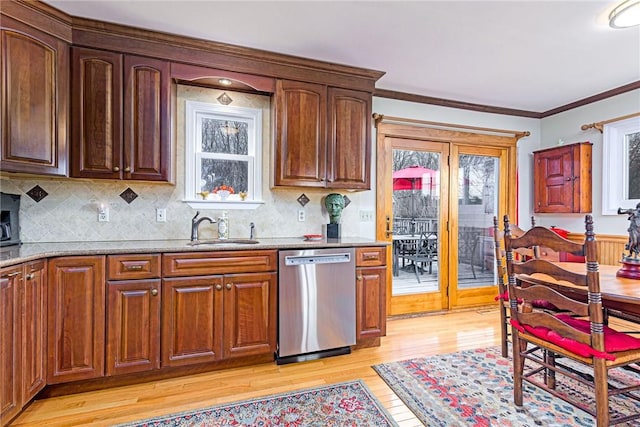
[
  {"xmin": 116, "ymin": 380, "xmax": 397, "ymax": 427},
  {"xmin": 373, "ymin": 346, "xmax": 640, "ymax": 426}
]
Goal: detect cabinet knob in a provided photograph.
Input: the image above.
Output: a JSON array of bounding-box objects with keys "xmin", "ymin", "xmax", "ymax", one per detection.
[
  {"xmin": 226, "ymin": 283, "xmax": 232, "ymax": 290},
  {"xmin": 124, "ymin": 166, "xmax": 131, "ymax": 173},
  {"xmin": 26, "ymin": 273, "xmax": 34, "ymax": 280},
  {"xmin": 357, "ymin": 275, "xmax": 363, "ymax": 281},
  {"xmin": 113, "ymin": 166, "xmax": 120, "ymax": 172},
  {"xmin": 151, "ymin": 289, "xmax": 158, "ymax": 296},
  {"xmin": 216, "ymin": 284, "xmax": 223, "ymax": 291}
]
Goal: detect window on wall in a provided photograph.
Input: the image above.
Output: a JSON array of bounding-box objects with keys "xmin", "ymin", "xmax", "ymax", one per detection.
[
  {"xmin": 185, "ymin": 101, "xmax": 263, "ymax": 209},
  {"xmin": 602, "ymin": 115, "xmax": 640, "ymax": 215}
]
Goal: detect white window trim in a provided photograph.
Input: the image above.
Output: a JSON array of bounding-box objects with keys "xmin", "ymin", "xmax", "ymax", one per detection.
[
  {"xmin": 184, "ymin": 100, "xmax": 264, "ymax": 210},
  {"xmin": 602, "ymin": 115, "xmax": 640, "ymax": 215}
]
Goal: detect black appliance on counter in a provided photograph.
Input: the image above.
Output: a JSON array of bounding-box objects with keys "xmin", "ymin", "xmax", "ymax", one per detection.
[{"xmin": 1, "ymin": 192, "xmax": 21, "ymax": 247}]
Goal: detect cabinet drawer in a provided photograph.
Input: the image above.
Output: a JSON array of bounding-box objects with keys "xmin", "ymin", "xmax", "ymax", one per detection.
[
  {"xmin": 107, "ymin": 254, "xmax": 161, "ymax": 280},
  {"xmin": 356, "ymin": 247, "xmax": 387, "ymax": 267},
  {"xmin": 163, "ymin": 250, "xmax": 277, "ymax": 277}
]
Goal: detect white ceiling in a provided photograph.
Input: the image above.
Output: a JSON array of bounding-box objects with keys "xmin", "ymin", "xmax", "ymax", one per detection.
[{"xmin": 44, "ymin": 0, "xmax": 640, "ymax": 113}]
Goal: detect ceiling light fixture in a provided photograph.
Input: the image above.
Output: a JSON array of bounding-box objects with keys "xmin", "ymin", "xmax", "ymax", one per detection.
[{"xmin": 609, "ymin": 0, "xmax": 640, "ymax": 28}]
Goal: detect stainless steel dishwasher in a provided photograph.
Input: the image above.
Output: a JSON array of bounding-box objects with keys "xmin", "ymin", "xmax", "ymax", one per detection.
[{"xmin": 277, "ymin": 248, "xmax": 356, "ymax": 364}]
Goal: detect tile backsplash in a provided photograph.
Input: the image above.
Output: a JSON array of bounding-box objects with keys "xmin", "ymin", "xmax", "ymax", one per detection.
[{"xmin": 1, "ymin": 85, "xmax": 369, "ymax": 243}]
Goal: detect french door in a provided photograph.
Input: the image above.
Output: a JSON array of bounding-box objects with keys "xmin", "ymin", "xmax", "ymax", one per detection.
[{"xmin": 376, "ymin": 122, "xmax": 517, "ymax": 316}]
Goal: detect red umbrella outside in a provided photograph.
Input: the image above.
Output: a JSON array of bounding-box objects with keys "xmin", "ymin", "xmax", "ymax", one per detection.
[
  {"xmin": 392, "ymin": 166, "xmax": 438, "ymax": 234},
  {"xmin": 393, "ymin": 166, "xmax": 437, "ymax": 191}
]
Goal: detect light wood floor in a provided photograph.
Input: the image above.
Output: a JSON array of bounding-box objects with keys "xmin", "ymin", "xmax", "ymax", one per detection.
[{"xmin": 11, "ymin": 309, "xmax": 503, "ymax": 426}]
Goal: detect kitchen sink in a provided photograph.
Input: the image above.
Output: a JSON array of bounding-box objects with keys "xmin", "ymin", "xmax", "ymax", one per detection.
[{"xmin": 188, "ymin": 239, "xmax": 260, "ymax": 246}]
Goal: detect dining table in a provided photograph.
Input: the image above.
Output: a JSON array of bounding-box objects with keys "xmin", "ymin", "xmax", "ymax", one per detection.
[
  {"xmin": 392, "ymin": 232, "xmax": 437, "ymax": 276},
  {"xmin": 519, "ymin": 262, "xmax": 640, "ymax": 319}
]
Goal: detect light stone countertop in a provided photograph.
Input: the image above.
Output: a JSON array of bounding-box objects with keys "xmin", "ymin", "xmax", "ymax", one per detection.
[{"xmin": 0, "ymin": 237, "xmax": 389, "ymax": 268}]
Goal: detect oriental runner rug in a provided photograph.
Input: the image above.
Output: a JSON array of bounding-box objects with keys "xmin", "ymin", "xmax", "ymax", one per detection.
[
  {"xmin": 373, "ymin": 346, "xmax": 640, "ymax": 426},
  {"xmin": 116, "ymin": 379, "xmax": 397, "ymax": 426}
]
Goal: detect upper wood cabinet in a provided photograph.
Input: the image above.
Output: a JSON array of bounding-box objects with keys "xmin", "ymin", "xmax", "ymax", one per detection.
[
  {"xmin": 0, "ymin": 16, "xmax": 68, "ymax": 176},
  {"xmin": 533, "ymin": 142, "xmax": 592, "ymax": 213},
  {"xmin": 71, "ymin": 47, "xmax": 171, "ymax": 181},
  {"xmin": 274, "ymin": 79, "xmax": 372, "ymax": 189}
]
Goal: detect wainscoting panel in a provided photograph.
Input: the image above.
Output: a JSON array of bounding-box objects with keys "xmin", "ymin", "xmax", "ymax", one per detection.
[{"xmin": 567, "ymin": 233, "xmax": 627, "ymax": 266}]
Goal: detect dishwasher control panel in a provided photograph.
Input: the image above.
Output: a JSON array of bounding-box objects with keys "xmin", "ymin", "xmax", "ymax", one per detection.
[{"xmin": 284, "ymin": 253, "xmax": 351, "ymax": 266}]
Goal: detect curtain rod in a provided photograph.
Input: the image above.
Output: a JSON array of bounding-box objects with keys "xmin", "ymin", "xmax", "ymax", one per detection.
[
  {"xmin": 373, "ymin": 113, "xmax": 530, "ymax": 139},
  {"xmin": 581, "ymin": 112, "xmax": 640, "ymax": 133}
]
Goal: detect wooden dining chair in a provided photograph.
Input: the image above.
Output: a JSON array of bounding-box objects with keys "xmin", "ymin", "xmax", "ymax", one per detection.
[
  {"xmin": 503, "ymin": 214, "xmax": 640, "ymax": 426},
  {"xmin": 493, "ymin": 216, "xmax": 539, "ymax": 358}
]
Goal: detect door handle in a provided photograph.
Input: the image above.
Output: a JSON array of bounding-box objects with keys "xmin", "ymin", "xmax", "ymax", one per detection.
[{"xmin": 385, "ymin": 215, "xmax": 393, "ymax": 238}]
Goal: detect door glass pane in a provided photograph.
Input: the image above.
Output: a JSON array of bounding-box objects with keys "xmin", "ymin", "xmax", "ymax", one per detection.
[
  {"xmin": 392, "ymin": 149, "xmax": 440, "ymax": 295},
  {"xmin": 457, "ymin": 154, "xmax": 499, "ymax": 289}
]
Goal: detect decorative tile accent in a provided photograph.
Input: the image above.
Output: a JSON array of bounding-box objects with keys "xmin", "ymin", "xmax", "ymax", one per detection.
[
  {"xmin": 344, "ymin": 195, "xmax": 351, "ymax": 208},
  {"xmin": 119, "ymin": 187, "xmax": 138, "ymax": 204},
  {"xmin": 217, "ymin": 92, "xmax": 233, "ymax": 105},
  {"xmin": 26, "ymin": 185, "xmax": 48, "ymax": 202},
  {"xmin": 297, "ymin": 193, "xmax": 310, "ymax": 207}
]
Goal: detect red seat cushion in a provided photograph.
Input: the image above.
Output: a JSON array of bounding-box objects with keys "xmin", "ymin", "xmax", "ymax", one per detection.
[
  {"xmin": 510, "ymin": 315, "xmax": 640, "ymax": 360},
  {"xmin": 556, "ymin": 314, "xmax": 640, "ymax": 353}
]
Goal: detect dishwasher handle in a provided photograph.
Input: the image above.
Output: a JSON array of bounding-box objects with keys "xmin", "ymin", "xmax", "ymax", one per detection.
[{"xmin": 284, "ymin": 253, "xmax": 351, "ymax": 266}]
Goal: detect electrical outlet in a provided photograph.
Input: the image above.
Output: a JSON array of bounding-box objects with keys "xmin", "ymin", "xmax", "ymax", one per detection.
[
  {"xmin": 359, "ymin": 210, "xmax": 374, "ymax": 222},
  {"xmin": 298, "ymin": 209, "xmax": 306, "ymax": 222},
  {"xmin": 98, "ymin": 205, "xmax": 109, "ymax": 222},
  {"xmin": 156, "ymin": 208, "xmax": 167, "ymax": 222}
]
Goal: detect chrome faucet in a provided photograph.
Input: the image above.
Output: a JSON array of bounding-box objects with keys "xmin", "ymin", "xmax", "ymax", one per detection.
[
  {"xmin": 191, "ymin": 211, "xmax": 216, "ymax": 242},
  {"xmin": 249, "ymin": 222, "xmax": 255, "ymax": 240}
]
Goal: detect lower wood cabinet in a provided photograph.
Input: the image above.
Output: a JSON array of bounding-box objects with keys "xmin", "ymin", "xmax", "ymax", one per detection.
[
  {"xmin": 355, "ymin": 247, "xmax": 387, "ymax": 343},
  {"xmin": 106, "ymin": 254, "xmax": 161, "ymax": 376},
  {"xmin": 106, "ymin": 279, "xmax": 161, "ymax": 376},
  {"xmin": 161, "ymin": 275, "xmax": 221, "ymax": 366},
  {"xmin": 161, "ymin": 251, "xmax": 277, "ymax": 368},
  {"xmin": 1, "ymin": 260, "xmax": 47, "ymax": 427},
  {"xmin": 2, "ymin": 245, "xmax": 386, "ymax": 420},
  {"xmin": 1, "ymin": 265, "xmax": 21, "ymax": 425},
  {"xmin": 20, "ymin": 261, "xmax": 47, "ymax": 402},
  {"xmin": 47, "ymin": 256, "xmax": 105, "ymax": 384}
]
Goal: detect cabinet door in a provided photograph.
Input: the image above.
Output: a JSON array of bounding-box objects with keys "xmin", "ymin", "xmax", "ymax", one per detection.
[
  {"xmin": 274, "ymin": 79, "xmax": 327, "ymax": 187},
  {"xmin": 47, "ymin": 256, "xmax": 105, "ymax": 384},
  {"xmin": 123, "ymin": 55, "xmax": 170, "ymax": 181},
  {"xmin": 21, "ymin": 261, "xmax": 46, "ymax": 402},
  {"xmin": 70, "ymin": 47, "xmax": 123, "ymax": 179},
  {"xmin": 0, "ymin": 17, "xmax": 68, "ymax": 176},
  {"xmin": 534, "ymin": 146, "xmax": 575, "ymax": 213},
  {"xmin": 162, "ymin": 276, "xmax": 223, "ymax": 367},
  {"xmin": 533, "ymin": 143, "xmax": 592, "ymax": 214},
  {"xmin": 223, "ymin": 272, "xmax": 276, "ymax": 359},
  {"xmin": 106, "ymin": 279, "xmax": 161, "ymax": 376},
  {"xmin": 327, "ymin": 88, "xmax": 371, "ymax": 189},
  {"xmin": 356, "ymin": 266, "xmax": 387, "ymax": 341},
  {"xmin": 0, "ymin": 266, "xmax": 21, "ymax": 425}
]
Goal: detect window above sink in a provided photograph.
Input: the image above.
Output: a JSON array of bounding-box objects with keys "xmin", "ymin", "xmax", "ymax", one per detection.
[{"xmin": 184, "ymin": 99, "xmax": 264, "ymax": 210}]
